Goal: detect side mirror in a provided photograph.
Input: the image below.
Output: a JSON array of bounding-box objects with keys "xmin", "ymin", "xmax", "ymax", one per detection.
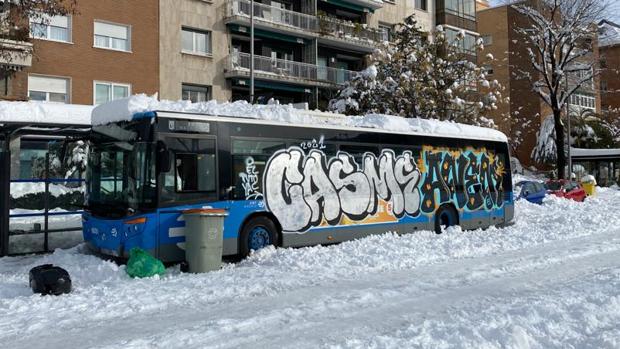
[{"xmin": 156, "ymin": 141, "xmax": 172, "ymax": 173}]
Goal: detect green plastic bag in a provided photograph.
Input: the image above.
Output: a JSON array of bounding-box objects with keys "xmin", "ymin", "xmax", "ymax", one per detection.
[{"xmin": 126, "ymin": 248, "xmax": 165, "ymax": 278}]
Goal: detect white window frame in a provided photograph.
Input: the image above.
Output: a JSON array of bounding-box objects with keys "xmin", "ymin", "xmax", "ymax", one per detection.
[
  {"xmin": 27, "ymin": 74, "xmax": 70, "ymax": 103},
  {"xmin": 181, "ymin": 27, "xmax": 212, "ymax": 56},
  {"xmin": 482, "ymin": 35, "xmax": 493, "ymax": 46},
  {"xmin": 415, "ymin": 0, "xmax": 428, "ymax": 11},
  {"xmin": 181, "ymin": 83, "xmax": 212, "ymax": 102},
  {"xmin": 93, "ymin": 20, "xmax": 132, "ymax": 52},
  {"xmin": 93, "ymin": 81, "xmax": 131, "ymax": 105},
  {"xmin": 29, "ymin": 14, "xmax": 72, "ymax": 43},
  {"xmin": 569, "ymin": 93, "xmax": 596, "ymax": 110}
]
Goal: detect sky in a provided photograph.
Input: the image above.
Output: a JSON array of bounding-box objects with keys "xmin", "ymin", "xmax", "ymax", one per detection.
[{"xmin": 488, "ymin": 0, "xmax": 620, "ymax": 23}]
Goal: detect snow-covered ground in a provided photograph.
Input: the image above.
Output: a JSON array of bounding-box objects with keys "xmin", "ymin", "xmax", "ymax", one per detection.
[{"xmin": 1, "ymin": 187, "xmax": 619, "ymax": 348}]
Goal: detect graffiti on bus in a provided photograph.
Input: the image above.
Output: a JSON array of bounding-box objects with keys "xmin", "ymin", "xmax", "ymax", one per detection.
[{"xmin": 263, "ymin": 146, "xmax": 506, "ymax": 232}]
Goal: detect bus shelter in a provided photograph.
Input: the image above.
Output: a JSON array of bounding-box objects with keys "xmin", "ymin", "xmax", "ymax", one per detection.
[
  {"xmin": 0, "ymin": 102, "xmax": 92, "ymax": 256},
  {"xmin": 571, "ymin": 147, "xmax": 620, "ymax": 186}
]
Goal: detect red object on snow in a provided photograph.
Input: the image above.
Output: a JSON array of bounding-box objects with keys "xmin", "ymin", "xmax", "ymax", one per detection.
[{"xmin": 545, "ymin": 179, "xmax": 587, "ymax": 202}]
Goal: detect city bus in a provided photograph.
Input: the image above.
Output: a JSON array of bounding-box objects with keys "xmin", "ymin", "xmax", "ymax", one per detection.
[{"xmin": 83, "ymin": 106, "xmax": 514, "ymax": 262}]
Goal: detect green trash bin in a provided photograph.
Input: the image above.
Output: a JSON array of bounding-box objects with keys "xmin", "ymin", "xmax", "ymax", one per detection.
[{"xmin": 183, "ymin": 208, "xmax": 228, "ymax": 273}]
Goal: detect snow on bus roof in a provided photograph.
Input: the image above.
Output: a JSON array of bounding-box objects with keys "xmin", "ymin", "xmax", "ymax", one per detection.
[
  {"xmin": 92, "ymin": 94, "xmax": 508, "ymax": 143},
  {"xmin": 0, "ymin": 101, "xmax": 93, "ymax": 126}
]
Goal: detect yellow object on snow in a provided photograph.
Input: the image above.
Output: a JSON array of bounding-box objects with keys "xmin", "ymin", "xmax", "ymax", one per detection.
[{"xmin": 581, "ymin": 175, "xmax": 597, "ymax": 196}]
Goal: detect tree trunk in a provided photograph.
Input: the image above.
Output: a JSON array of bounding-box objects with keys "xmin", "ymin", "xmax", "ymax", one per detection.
[{"xmin": 553, "ymin": 108, "xmax": 566, "ymax": 179}]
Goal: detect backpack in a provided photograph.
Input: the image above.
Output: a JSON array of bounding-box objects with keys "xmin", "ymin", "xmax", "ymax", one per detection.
[{"xmin": 29, "ymin": 264, "xmax": 72, "ymax": 296}]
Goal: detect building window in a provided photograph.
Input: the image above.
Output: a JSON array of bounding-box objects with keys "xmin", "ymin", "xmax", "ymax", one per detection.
[
  {"xmin": 601, "ymin": 80, "xmax": 608, "ymax": 92},
  {"xmin": 30, "ymin": 15, "xmax": 71, "ymax": 42},
  {"xmin": 442, "ymin": 0, "xmax": 476, "ymax": 20},
  {"xmin": 415, "ymin": 0, "xmax": 427, "ymax": 11},
  {"xmin": 94, "ymin": 81, "xmax": 130, "ymax": 105},
  {"xmin": 445, "ymin": 28, "xmax": 477, "ymax": 55},
  {"xmin": 378, "ymin": 23, "xmax": 393, "ymax": 42},
  {"xmin": 182, "ymin": 84, "xmax": 211, "ymax": 102},
  {"xmin": 28, "ymin": 75, "xmax": 69, "ymax": 103},
  {"xmin": 482, "ymin": 35, "xmax": 493, "ymax": 46},
  {"xmin": 569, "ymin": 93, "xmax": 595, "ymax": 110},
  {"xmin": 182, "ymin": 27, "xmax": 212, "ymax": 55},
  {"xmin": 483, "ymin": 64, "xmax": 494, "ymax": 75},
  {"xmin": 94, "ymin": 21, "xmax": 131, "ymax": 51}
]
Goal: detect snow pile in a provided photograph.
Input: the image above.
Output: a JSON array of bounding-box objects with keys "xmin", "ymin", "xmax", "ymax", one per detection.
[
  {"xmin": 0, "ymin": 101, "xmax": 92, "ymax": 125},
  {"xmin": 1, "ymin": 188, "xmax": 620, "ymax": 347},
  {"xmin": 92, "ymin": 94, "xmax": 508, "ymax": 142}
]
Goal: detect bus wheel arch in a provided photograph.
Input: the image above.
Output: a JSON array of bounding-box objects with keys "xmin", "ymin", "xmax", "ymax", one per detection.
[
  {"xmin": 434, "ymin": 204, "xmax": 459, "ymax": 234},
  {"xmin": 238, "ymin": 213, "xmax": 281, "ymax": 257}
]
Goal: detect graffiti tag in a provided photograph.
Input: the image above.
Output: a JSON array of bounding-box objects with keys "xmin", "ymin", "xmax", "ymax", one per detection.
[
  {"xmin": 300, "ymin": 135, "xmax": 327, "ymax": 150},
  {"xmin": 239, "ymin": 156, "xmax": 263, "ymax": 200},
  {"xmin": 263, "ymin": 146, "xmax": 505, "ymax": 232}
]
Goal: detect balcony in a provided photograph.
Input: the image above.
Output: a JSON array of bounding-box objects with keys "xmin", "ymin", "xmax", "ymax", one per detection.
[
  {"xmin": 317, "ymin": 16, "xmax": 383, "ymax": 52},
  {"xmin": 0, "ymin": 39, "xmax": 32, "ymax": 69},
  {"xmin": 225, "ymin": 0, "xmax": 317, "ymax": 39},
  {"xmin": 327, "ymin": 0, "xmax": 385, "ymax": 12},
  {"xmin": 225, "ymin": 52, "xmax": 358, "ymax": 87},
  {"xmin": 225, "ymin": 0, "xmax": 383, "ymax": 51}
]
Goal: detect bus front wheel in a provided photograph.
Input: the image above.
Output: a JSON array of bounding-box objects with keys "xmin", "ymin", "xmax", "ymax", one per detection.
[
  {"xmin": 434, "ymin": 205, "xmax": 458, "ymax": 234},
  {"xmin": 239, "ymin": 216, "xmax": 278, "ymax": 257}
]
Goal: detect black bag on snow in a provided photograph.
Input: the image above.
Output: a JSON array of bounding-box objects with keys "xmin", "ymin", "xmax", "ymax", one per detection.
[{"xmin": 29, "ymin": 264, "xmax": 72, "ymax": 296}]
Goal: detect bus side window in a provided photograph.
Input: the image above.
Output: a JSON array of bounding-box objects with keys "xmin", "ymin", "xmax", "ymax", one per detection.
[
  {"xmin": 382, "ymin": 145, "xmax": 421, "ymax": 158},
  {"xmin": 161, "ymin": 137, "xmax": 216, "ymax": 204},
  {"xmin": 339, "ymin": 144, "xmax": 379, "ymax": 165},
  {"xmin": 232, "ymin": 138, "xmax": 287, "ymax": 199},
  {"xmin": 175, "ymin": 153, "xmax": 215, "ymax": 192}
]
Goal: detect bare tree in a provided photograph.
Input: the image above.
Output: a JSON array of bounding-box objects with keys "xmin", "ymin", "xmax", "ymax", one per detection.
[
  {"xmin": 512, "ymin": 0, "xmax": 608, "ymax": 178},
  {"xmin": 0, "ymin": 0, "xmax": 76, "ymax": 77}
]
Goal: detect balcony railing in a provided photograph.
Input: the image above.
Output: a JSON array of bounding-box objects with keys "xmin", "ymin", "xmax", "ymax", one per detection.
[
  {"xmin": 317, "ymin": 16, "xmax": 384, "ymax": 44},
  {"xmin": 226, "ymin": 0, "xmax": 383, "ymax": 45},
  {"xmin": 227, "ymin": 0, "xmax": 317, "ymax": 33},
  {"xmin": 227, "ymin": 52, "xmax": 358, "ymax": 86}
]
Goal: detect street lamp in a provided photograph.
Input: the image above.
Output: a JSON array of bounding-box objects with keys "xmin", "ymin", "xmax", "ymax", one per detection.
[
  {"xmin": 565, "ymin": 74, "xmax": 572, "ymax": 178},
  {"xmin": 250, "ymin": 0, "xmax": 255, "ymax": 104}
]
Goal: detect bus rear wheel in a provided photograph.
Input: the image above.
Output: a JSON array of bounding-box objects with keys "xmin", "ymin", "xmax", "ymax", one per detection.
[
  {"xmin": 435, "ymin": 205, "xmax": 458, "ymax": 234},
  {"xmin": 239, "ymin": 216, "xmax": 278, "ymax": 257}
]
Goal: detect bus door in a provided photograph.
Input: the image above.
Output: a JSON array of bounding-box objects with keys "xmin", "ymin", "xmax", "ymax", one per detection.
[
  {"xmin": 157, "ymin": 134, "xmax": 218, "ymax": 261},
  {"xmin": 468, "ymin": 182, "xmax": 491, "ymax": 229},
  {"xmin": 490, "ymin": 152, "xmax": 509, "ymax": 226}
]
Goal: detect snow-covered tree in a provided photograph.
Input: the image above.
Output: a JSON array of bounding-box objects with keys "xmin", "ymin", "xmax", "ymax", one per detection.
[
  {"xmin": 30, "ymin": 140, "xmax": 88, "ymax": 180},
  {"xmin": 329, "ymin": 15, "xmax": 506, "ymax": 128},
  {"xmin": 512, "ymin": 0, "xmax": 609, "ymax": 178},
  {"xmin": 532, "ymin": 114, "xmax": 558, "ymax": 165}
]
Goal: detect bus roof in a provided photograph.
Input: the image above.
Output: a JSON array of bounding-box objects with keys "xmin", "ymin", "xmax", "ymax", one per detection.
[{"xmin": 92, "ymin": 94, "xmax": 508, "ymax": 143}]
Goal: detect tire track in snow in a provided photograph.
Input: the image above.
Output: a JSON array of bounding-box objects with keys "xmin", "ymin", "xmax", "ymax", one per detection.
[{"xmin": 5, "ymin": 230, "xmax": 620, "ymax": 349}]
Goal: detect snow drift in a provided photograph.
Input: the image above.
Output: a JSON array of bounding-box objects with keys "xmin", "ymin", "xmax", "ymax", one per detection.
[{"xmin": 91, "ymin": 94, "xmax": 508, "ymax": 142}]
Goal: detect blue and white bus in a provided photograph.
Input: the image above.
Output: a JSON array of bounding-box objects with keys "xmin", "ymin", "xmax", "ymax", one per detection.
[{"xmin": 83, "ymin": 108, "xmax": 514, "ymax": 262}]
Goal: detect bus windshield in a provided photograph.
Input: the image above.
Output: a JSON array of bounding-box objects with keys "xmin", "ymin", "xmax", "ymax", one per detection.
[{"xmin": 86, "ymin": 141, "xmax": 156, "ymax": 218}]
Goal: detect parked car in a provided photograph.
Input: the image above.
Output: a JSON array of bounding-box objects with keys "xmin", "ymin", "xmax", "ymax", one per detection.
[
  {"xmin": 516, "ymin": 180, "xmax": 547, "ymax": 204},
  {"xmin": 545, "ymin": 179, "xmax": 587, "ymax": 202}
]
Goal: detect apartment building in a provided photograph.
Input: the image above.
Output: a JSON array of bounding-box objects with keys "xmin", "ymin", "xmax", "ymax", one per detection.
[
  {"xmin": 477, "ymin": 2, "xmax": 601, "ymax": 166},
  {"xmin": 599, "ymin": 20, "xmax": 620, "ymax": 112},
  {"xmin": 0, "ymin": 0, "xmax": 159, "ymax": 105},
  {"xmin": 0, "ymin": 0, "xmax": 485, "ymax": 110},
  {"xmin": 160, "ymin": 0, "xmax": 437, "ymax": 110}
]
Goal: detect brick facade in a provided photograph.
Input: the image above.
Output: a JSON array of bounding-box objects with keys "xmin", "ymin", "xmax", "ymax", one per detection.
[
  {"xmin": 478, "ymin": 3, "xmax": 601, "ymax": 167},
  {"xmin": 9, "ymin": 0, "xmax": 159, "ymax": 105},
  {"xmin": 600, "ymin": 44, "xmax": 620, "ymax": 111}
]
